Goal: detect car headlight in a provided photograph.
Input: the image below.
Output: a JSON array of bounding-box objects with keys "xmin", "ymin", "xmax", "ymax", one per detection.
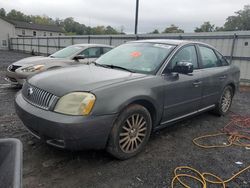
[
  {"xmin": 21, "ymin": 65, "xmax": 44, "ymax": 72},
  {"xmin": 54, "ymin": 92, "xmax": 96, "ymax": 116}
]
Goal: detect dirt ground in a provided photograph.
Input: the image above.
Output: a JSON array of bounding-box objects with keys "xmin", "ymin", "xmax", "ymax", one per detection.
[{"xmin": 0, "ymin": 50, "xmax": 250, "ymax": 188}]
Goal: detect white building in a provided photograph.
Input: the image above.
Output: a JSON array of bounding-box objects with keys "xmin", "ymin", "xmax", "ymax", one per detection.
[{"xmin": 0, "ymin": 17, "xmax": 64, "ymax": 50}]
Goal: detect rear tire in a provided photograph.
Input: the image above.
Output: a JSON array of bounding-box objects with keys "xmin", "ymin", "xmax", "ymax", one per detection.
[
  {"xmin": 213, "ymin": 85, "xmax": 233, "ymax": 116},
  {"xmin": 107, "ymin": 104, "xmax": 152, "ymax": 160}
]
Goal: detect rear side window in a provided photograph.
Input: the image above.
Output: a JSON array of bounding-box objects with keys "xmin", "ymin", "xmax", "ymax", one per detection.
[
  {"xmin": 215, "ymin": 51, "xmax": 229, "ymax": 66},
  {"xmin": 199, "ymin": 46, "xmax": 220, "ymax": 68}
]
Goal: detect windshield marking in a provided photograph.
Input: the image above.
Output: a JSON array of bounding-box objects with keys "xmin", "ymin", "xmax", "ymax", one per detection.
[
  {"xmin": 153, "ymin": 44, "xmax": 173, "ymax": 49},
  {"xmin": 130, "ymin": 51, "xmax": 142, "ymax": 58}
]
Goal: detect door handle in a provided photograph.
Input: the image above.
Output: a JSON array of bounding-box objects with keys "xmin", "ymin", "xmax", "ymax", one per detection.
[
  {"xmin": 219, "ymin": 75, "xmax": 227, "ymax": 80},
  {"xmin": 193, "ymin": 81, "xmax": 202, "ymax": 87}
]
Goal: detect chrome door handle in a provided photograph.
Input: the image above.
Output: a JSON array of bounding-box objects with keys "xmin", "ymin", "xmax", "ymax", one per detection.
[
  {"xmin": 219, "ymin": 75, "xmax": 227, "ymax": 80},
  {"xmin": 193, "ymin": 81, "xmax": 202, "ymax": 87}
]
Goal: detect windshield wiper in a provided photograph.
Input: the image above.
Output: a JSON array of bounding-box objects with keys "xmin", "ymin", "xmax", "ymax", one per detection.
[
  {"xmin": 89, "ymin": 62, "xmax": 134, "ymax": 73},
  {"xmin": 88, "ymin": 61, "xmax": 109, "ymax": 68},
  {"xmin": 102, "ymin": 64, "xmax": 134, "ymax": 73}
]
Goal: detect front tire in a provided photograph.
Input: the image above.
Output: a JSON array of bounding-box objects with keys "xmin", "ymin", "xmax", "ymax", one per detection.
[
  {"xmin": 214, "ymin": 85, "xmax": 233, "ymax": 116},
  {"xmin": 107, "ymin": 104, "xmax": 152, "ymax": 160}
]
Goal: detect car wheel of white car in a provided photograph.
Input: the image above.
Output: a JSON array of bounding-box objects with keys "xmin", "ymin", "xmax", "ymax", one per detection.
[{"xmin": 107, "ymin": 104, "xmax": 152, "ymax": 160}]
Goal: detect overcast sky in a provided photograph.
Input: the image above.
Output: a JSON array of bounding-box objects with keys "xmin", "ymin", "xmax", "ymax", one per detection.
[{"xmin": 1, "ymin": 0, "xmax": 249, "ymax": 33}]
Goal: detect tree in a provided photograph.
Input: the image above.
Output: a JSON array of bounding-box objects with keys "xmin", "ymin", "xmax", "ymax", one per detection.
[
  {"xmin": 55, "ymin": 18, "xmax": 63, "ymax": 26},
  {"xmin": 90, "ymin": 25, "xmax": 119, "ymax": 35},
  {"xmin": 0, "ymin": 8, "xmax": 6, "ymax": 17},
  {"xmin": 0, "ymin": 8, "xmax": 122, "ymax": 35},
  {"xmin": 224, "ymin": 16, "xmax": 240, "ymax": 31},
  {"xmin": 62, "ymin": 17, "xmax": 88, "ymax": 35},
  {"xmin": 162, "ymin": 24, "xmax": 184, "ymax": 33},
  {"xmin": 92, "ymin": 26, "xmax": 106, "ymax": 35},
  {"xmin": 194, "ymin": 22, "xmax": 215, "ymax": 32},
  {"xmin": 149, "ymin": 29, "xmax": 159, "ymax": 34},
  {"xmin": 6, "ymin": 9, "xmax": 28, "ymax": 22},
  {"xmin": 194, "ymin": 5, "xmax": 250, "ymax": 32},
  {"xmin": 224, "ymin": 5, "xmax": 250, "ymax": 31},
  {"xmin": 105, "ymin": 26, "xmax": 119, "ymax": 34},
  {"xmin": 31, "ymin": 15, "xmax": 54, "ymax": 25},
  {"xmin": 215, "ymin": 26, "xmax": 224, "ymax": 32},
  {"xmin": 63, "ymin": 17, "xmax": 75, "ymax": 33}
]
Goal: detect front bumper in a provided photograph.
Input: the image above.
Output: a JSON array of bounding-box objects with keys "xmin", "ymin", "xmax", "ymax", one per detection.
[
  {"xmin": 5, "ymin": 70, "xmax": 25, "ymax": 85},
  {"xmin": 15, "ymin": 92, "xmax": 117, "ymax": 150}
]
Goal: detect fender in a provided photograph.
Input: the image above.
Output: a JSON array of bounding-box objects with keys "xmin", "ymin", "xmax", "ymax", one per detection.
[{"xmin": 92, "ymin": 76, "xmax": 165, "ymax": 127}]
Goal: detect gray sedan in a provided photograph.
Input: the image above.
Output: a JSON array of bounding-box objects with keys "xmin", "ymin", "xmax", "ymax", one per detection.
[
  {"xmin": 15, "ymin": 40, "xmax": 240, "ymax": 159},
  {"xmin": 5, "ymin": 44, "xmax": 113, "ymax": 85}
]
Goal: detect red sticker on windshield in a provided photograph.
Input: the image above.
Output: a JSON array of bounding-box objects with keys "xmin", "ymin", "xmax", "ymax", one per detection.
[{"xmin": 130, "ymin": 51, "xmax": 142, "ymax": 57}]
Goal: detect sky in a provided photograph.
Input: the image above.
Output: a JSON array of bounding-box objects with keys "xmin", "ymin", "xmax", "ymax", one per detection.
[{"xmin": 0, "ymin": 0, "xmax": 249, "ymax": 33}]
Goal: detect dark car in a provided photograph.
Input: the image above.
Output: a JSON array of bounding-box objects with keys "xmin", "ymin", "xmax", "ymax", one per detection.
[{"xmin": 15, "ymin": 40, "xmax": 240, "ymax": 159}]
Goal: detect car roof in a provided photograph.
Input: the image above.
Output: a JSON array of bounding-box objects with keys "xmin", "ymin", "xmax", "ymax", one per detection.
[
  {"xmin": 130, "ymin": 39, "xmax": 213, "ymax": 48},
  {"xmin": 72, "ymin": 44, "xmax": 113, "ymax": 48}
]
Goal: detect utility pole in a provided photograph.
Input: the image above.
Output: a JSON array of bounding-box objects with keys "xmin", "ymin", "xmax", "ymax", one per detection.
[{"xmin": 134, "ymin": 0, "xmax": 139, "ymax": 34}]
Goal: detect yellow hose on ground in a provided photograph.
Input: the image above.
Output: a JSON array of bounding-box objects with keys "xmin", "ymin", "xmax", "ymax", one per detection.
[
  {"xmin": 171, "ymin": 115, "xmax": 250, "ymax": 187},
  {"xmin": 172, "ymin": 165, "xmax": 250, "ymax": 188},
  {"xmin": 193, "ymin": 132, "xmax": 250, "ymax": 148}
]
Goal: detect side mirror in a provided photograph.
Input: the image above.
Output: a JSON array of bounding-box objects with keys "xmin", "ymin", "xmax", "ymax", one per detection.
[
  {"xmin": 73, "ymin": 55, "xmax": 86, "ymax": 61},
  {"xmin": 173, "ymin": 61, "xmax": 193, "ymax": 74}
]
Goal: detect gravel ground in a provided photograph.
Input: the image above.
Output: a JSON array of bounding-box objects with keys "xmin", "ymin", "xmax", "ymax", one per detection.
[{"xmin": 0, "ymin": 50, "xmax": 250, "ymax": 188}]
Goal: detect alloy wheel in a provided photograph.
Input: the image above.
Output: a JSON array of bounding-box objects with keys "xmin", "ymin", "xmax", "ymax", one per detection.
[
  {"xmin": 119, "ymin": 114, "xmax": 147, "ymax": 153},
  {"xmin": 221, "ymin": 89, "xmax": 232, "ymax": 113}
]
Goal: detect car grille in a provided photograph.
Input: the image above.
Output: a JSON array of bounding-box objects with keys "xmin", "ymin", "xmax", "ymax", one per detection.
[
  {"xmin": 8, "ymin": 65, "xmax": 22, "ymax": 72},
  {"xmin": 22, "ymin": 83, "xmax": 58, "ymax": 110}
]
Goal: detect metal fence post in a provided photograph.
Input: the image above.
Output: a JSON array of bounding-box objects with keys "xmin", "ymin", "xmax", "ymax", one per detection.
[
  {"xmin": 47, "ymin": 37, "xmax": 49, "ymax": 56},
  {"xmin": 109, "ymin": 36, "xmax": 112, "ymax": 46},
  {"xmin": 230, "ymin": 33, "xmax": 237, "ymax": 64},
  {"xmin": 17, "ymin": 38, "xmax": 19, "ymax": 51},
  {"xmin": 23, "ymin": 37, "xmax": 25, "ymax": 52},
  {"xmin": 58, "ymin": 37, "xmax": 60, "ymax": 50},
  {"xmin": 8, "ymin": 34, "xmax": 11, "ymax": 50},
  {"xmin": 30, "ymin": 38, "xmax": 33, "ymax": 53},
  {"xmin": 71, "ymin": 37, "xmax": 74, "ymax": 45},
  {"xmin": 38, "ymin": 38, "xmax": 40, "ymax": 55},
  {"xmin": 88, "ymin": 36, "xmax": 90, "ymax": 44}
]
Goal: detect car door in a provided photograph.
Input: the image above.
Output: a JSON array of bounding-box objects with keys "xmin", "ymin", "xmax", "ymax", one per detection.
[
  {"xmin": 161, "ymin": 45, "xmax": 203, "ymax": 123},
  {"xmin": 78, "ymin": 47, "xmax": 102, "ymax": 63},
  {"xmin": 197, "ymin": 45, "xmax": 231, "ymax": 108}
]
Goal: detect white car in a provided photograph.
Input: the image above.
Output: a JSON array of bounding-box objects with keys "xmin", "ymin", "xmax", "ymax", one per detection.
[{"xmin": 5, "ymin": 44, "xmax": 113, "ymax": 85}]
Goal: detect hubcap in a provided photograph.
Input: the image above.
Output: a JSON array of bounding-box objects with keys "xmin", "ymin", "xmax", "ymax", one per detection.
[
  {"xmin": 221, "ymin": 89, "xmax": 232, "ymax": 113},
  {"xmin": 119, "ymin": 114, "xmax": 147, "ymax": 153}
]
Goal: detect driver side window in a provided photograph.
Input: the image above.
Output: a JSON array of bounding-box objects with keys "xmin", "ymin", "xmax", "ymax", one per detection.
[
  {"xmin": 167, "ymin": 45, "xmax": 198, "ymax": 70},
  {"xmin": 79, "ymin": 47, "xmax": 101, "ymax": 58}
]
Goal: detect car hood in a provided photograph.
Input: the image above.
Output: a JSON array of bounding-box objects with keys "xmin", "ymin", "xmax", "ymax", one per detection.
[
  {"xmin": 13, "ymin": 56, "xmax": 69, "ymax": 66},
  {"xmin": 27, "ymin": 65, "xmax": 147, "ymax": 96}
]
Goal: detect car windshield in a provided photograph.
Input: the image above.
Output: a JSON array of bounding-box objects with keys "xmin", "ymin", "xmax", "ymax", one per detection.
[
  {"xmin": 96, "ymin": 43, "xmax": 175, "ymax": 74},
  {"xmin": 50, "ymin": 46, "xmax": 83, "ymax": 58}
]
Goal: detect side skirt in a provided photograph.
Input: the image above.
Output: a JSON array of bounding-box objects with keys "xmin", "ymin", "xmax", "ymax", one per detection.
[{"xmin": 154, "ymin": 104, "xmax": 215, "ymax": 131}]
